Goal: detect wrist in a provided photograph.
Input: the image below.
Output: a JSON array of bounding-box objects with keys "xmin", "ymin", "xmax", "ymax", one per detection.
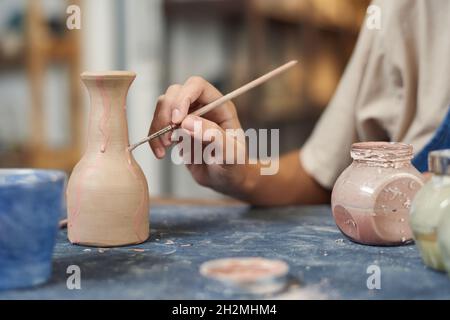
[{"xmin": 235, "ymin": 162, "xmax": 261, "ymax": 202}]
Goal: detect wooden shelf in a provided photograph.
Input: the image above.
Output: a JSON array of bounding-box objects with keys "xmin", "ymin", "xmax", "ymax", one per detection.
[
  {"xmin": 1, "ymin": 0, "xmax": 83, "ymax": 172},
  {"xmin": 252, "ymin": 0, "xmax": 369, "ymax": 33},
  {"xmin": 0, "ymin": 46, "xmax": 25, "ymax": 70},
  {"xmin": 164, "ymin": 0, "xmax": 243, "ymax": 17}
]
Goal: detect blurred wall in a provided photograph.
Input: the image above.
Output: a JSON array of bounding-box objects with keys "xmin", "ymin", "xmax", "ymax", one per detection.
[
  {"xmin": 0, "ymin": 0, "xmax": 71, "ymax": 150},
  {"xmin": 122, "ymin": 0, "xmax": 166, "ymax": 196}
]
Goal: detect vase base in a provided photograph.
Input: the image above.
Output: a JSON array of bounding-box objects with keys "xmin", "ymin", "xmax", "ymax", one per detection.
[{"xmin": 68, "ymin": 235, "xmax": 149, "ymax": 248}]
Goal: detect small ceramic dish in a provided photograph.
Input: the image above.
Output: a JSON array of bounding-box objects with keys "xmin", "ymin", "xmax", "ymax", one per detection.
[{"xmin": 200, "ymin": 257, "xmax": 289, "ymax": 295}]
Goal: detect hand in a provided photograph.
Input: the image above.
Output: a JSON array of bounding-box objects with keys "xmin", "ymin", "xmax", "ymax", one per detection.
[{"xmin": 148, "ymin": 76, "xmax": 256, "ymax": 197}]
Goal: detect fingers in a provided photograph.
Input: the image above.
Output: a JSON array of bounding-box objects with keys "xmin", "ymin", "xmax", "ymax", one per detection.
[
  {"xmin": 180, "ymin": 115, "xmax": 225, "ymax": 166},
  {"xmin": 148, "ymin": 95, "xmax": 165, "ymax": 158},
  {"xmin": 171, "ymin": 76, "xmax": 234, "ymax": 126},
  {"xmin": 150, "ymin": 76, "xmax": 240, "ymax": 160},
  {"xmin": 149, "ymin": 84, "xmax": 181, "ymax": 158},
  {"xmin": 181, "ymin": 115, "xmax": 225, "ymax": 143}
]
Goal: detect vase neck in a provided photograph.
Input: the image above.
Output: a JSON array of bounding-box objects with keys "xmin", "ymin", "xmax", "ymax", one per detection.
[{"xmin": 81, "ymin": 72, "xmax": 135, "ymax": 154}]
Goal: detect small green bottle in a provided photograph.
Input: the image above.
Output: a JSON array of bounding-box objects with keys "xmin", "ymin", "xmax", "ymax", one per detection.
[{"xmin": 410, "ymin": 150, "xmax": 450, "ymax": 271}]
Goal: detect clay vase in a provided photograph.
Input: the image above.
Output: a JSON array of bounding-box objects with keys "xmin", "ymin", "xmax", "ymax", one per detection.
[{"xmin": 66, "ymin": 71, "xmax": 149, "ymax": 247}]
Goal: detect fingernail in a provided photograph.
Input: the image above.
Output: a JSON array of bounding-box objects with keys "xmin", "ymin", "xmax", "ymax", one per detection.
[
  {"xmin": 155, "ymin": 147, "xmax": 165, "ymax": 158},
  {"xmin": 172, "ymin": 108, "xmax": 182, "ymax": 123},
  {"xmin": 182, "ymin": 115, "xmax": 196, "ymax": 132}
]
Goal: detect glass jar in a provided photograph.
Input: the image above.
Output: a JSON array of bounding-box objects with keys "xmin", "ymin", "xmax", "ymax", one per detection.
[
  {"xmin": 331, "ymin": 142, "xmax": 424, "ymax": 245},
  {"xmin": 411, "ymin": 150, "xmax": 450, "ymax": 271},
  {"xmin": 438, "ymin": 209, "xmax": 450, "ymax": 275}
]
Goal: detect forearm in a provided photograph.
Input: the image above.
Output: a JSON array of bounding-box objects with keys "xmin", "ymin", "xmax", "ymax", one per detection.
[{"xmin": 239, "ymin": 150, "xmax": 331, "ymax": 206}]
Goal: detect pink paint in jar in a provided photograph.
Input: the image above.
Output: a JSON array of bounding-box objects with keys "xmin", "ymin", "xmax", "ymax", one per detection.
[{"xmin": 331, "ymin": 142, "xmax": 424, "ymax": 246}]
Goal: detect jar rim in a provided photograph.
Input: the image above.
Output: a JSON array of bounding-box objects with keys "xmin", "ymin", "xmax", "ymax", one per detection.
[
  {"xmin": 351, "ymin": 141, "xmax": 412, "ymax": 152},
  {"xmin": 351, "ymin": 141, "xmax": 413, "ymax": 163}
]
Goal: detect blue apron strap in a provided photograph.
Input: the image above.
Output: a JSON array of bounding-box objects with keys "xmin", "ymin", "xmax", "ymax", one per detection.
[{"xmin": 412, "ymin": 105, "xmax": 450, "ymax": 172}]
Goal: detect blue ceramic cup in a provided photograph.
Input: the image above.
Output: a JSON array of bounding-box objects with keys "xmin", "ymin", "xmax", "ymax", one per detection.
[{"xmin": 0, "ymin": 169, "xmax": 66, "ymax": 290}]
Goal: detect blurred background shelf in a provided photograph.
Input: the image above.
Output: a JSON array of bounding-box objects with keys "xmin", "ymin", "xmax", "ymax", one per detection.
[
  {"xmin": 26, "ymin": 0, "xmax": 82, "ymax": 171},
  {"xmin": 0, "ymin": 0, "xmax": 81, "ymax": 171},
  {"xmin": 240, "ymin": 0, "xmax": 369, "ymax": 152},
  {"xmin": 252, "ymin": 0, "xmax": 367, "ymax": 33}
]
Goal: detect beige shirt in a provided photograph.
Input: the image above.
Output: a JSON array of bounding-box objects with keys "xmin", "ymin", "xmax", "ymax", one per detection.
[{"xmin": 301, "ymin": 0, "xmax": 450, "ymax": 189}]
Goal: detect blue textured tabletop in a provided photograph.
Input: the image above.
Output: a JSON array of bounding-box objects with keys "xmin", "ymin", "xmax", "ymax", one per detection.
[{"xmin": 1, "ymin": 204, "xmax": 450, "ymax": 299}]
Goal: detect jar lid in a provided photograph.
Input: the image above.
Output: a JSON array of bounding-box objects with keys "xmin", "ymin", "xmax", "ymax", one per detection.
[{"xmin": 428, "ymin": 150, "xmax": 450, "ymax": 175}]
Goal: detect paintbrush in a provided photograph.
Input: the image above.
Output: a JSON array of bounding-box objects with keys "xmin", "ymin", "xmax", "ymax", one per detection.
[{"xmin": 128, "ymin": 60, "xmax": 298, "ymax": 151}]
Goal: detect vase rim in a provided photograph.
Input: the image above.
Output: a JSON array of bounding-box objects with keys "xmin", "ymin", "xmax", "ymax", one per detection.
[{"xmin": 81, "ymin": 71, "xmax": 136, "ymax": 80}]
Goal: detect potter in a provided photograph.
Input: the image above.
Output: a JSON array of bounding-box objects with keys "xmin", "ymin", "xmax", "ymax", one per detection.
[
  {"xmin": 147, "ymin": 1, "xmax": 449, "ymax": 210},
  {"xmin": 66, "ymin": 71, "xmax": 149, "ymax": 247}
]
